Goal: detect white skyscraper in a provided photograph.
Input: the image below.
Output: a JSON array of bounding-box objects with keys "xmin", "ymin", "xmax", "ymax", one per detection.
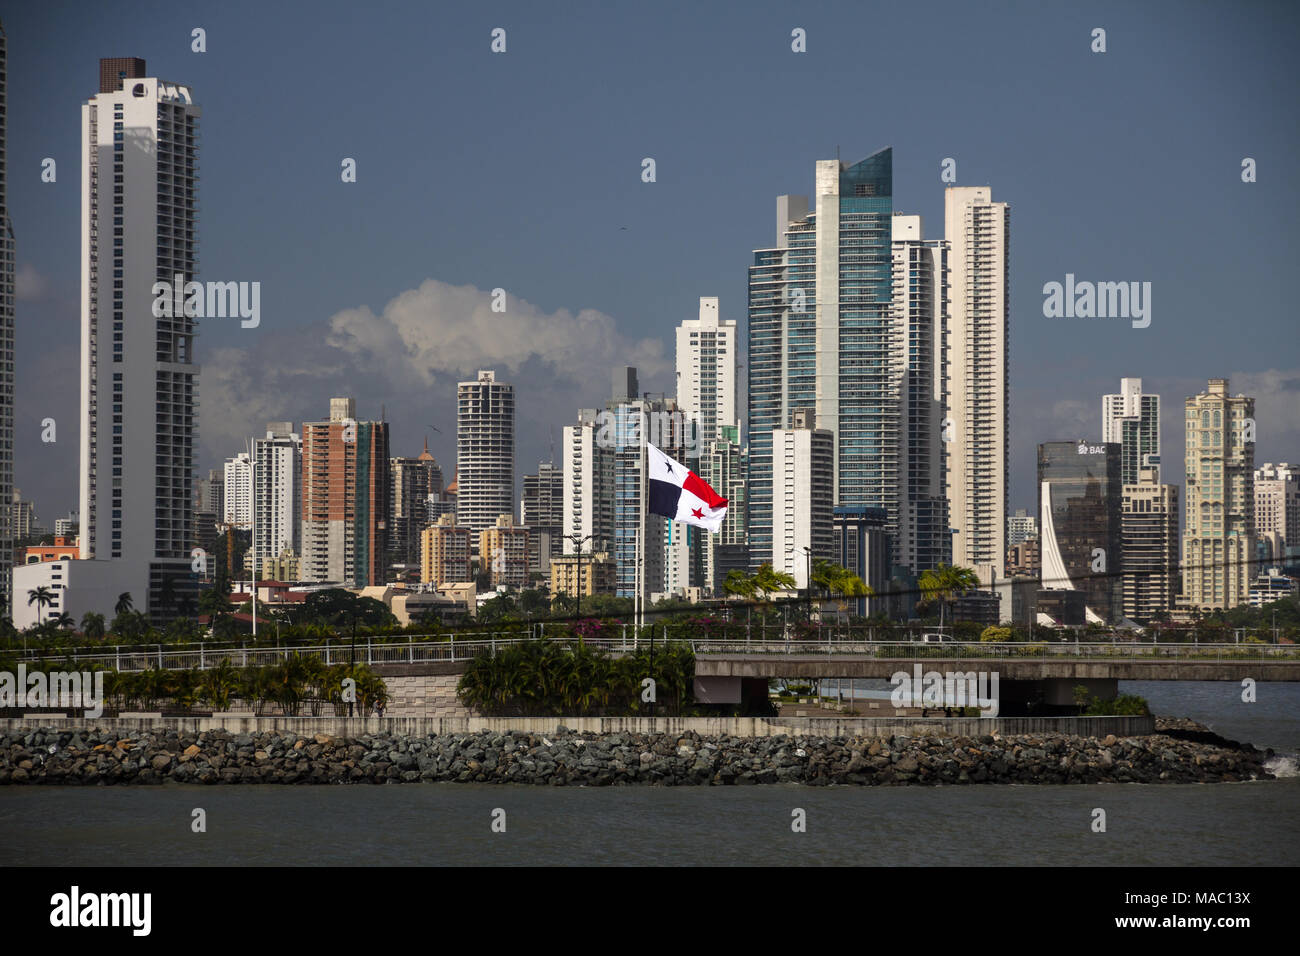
[
  {"xmin": 223, "ymin": 452, "xmax": 252, "ymax": 525},
  {"xmin": 891, "ymin": 214, "xmax": 950, "ymax": 577},
  {"xmin": 562, "ymin": 408, "xmax": 614, "ymax": 556},
  {"xmin": 675, "ymin": 296, "xmax": 738, "ymax": 445},
  {"xmin": 72, "ymin": 59, "xmax": 199, "ymax": 621},
  {"xmin": 772, "ymin": 410, "xmax": 834, "ymax": 591},
  {"xmin": 252, "ymin": 423, "xmax": 302, "ymax": 579},
  {"xmin": 1102, "ymin": 377, "xmax": 1161, "ymax": 485},
  {"xmin": 456, "ymin": 370, "xmax": 515, "ymax": 539},
  {"xmin": 944, "ymin": 186, "xmax": 1010, "ymax": 584}
]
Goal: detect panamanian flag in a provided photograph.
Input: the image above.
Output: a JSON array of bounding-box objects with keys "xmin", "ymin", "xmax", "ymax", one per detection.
[{"xmin": 647, "ymin": 443, "xmax": 728, "ymax": 532}]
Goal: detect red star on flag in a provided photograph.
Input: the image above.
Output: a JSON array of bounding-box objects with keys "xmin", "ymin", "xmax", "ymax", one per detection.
[{"xmin": 691, "ymin": 507, "xmax": 704, "ymax": 519}]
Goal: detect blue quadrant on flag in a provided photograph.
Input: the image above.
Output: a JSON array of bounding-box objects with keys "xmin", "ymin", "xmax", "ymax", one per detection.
[{"xmin": 646, "ymin": 443, "xmax": 729, "ymax": 532}]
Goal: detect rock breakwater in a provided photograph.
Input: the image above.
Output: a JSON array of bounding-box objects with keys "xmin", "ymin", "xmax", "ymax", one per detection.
[{"xmin": 0, "ymin": 723, "xmax": 1275, "ymax": 786}]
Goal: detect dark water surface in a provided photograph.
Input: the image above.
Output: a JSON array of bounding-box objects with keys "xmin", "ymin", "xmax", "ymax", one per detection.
[{"xmin": 1, "ymin": 681, "xmax": 1295, "ymax": 866}]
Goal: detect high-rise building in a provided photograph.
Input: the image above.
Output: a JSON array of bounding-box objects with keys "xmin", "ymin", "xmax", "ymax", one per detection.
[
  {"xmin": 456, "ymin": 370, "xmax": 515, "ymax": 539},
  {"xmin": 749, "ymin": 150, "xmax": 896, "ymax": 571},
  {"xmin": 1103, "ymin": 377, "xmax": 1161, "ymax": 485},
  {"xmin": 300, "ymin": 397, "xmax": 390, "ymax": 586},
  {"xmin": 420, "ymin": 513, "xmax": 472, "ymax": 586},
  {"xmin": 479, "ymin": 514, "xmax": 530, "ymax": 591},
  {"xmin": 891, "ymin": 214, "xmax": 950, "ymax": 577},
  {"xmin": 675, "ymin": 296, "xmax": 738, "ymax": 445},
  {"xmin": 1254, "ymin": 462, "xmax": 1299, "ymax": 565},
  {"xmin": 1007, "ymin": 508, "xmax": 1038, "ymax": 546},
  {"xmin": 1006, "ymin": 538, "xmax": 1041, "ymax": 577},
  {"xmin": 944, "ymin": 186, "xmax": 1010, "ymax": 583},
  {"xmin": 0, "ymin": 21, "xmax": 14, "ymax": 607},
  {"xmin": 1121, "ymin": 466, "xmax": 1180, "ymax": 622},
  {"xmin": 562, "ymin": 408, "xmax": 615, "ymax": 557},
  {"xmin": 833, "ymin": 506, "xmax": 890, "ymax": 618},
  {"xmin": 11, "ymin": 490, "xmax": 37, "ymax": 540},
  {"xmin": 223, "ymin": 452, "xmax": 252, "ymax": 525},
  {"xmin": 252, "ymin": 423, "xmax": 302, "ymax": 581},
  {"xmin": 70, "ymin": 58, "xmax": 200, "ymax": 622},
  {"xmin": 195, "ymin": 468, "xmax": 224, "ymax": 516},
  {"xmin": 390, "ymin": 439, "xmax": 444, "ymax": 566},
  {"xmin": 520, "ymin": 461, "xmax": 563, "ymax": 573},
  {"xmin": 1038, "ymin": 441, "xmax": 1123, "ymax": 623},
  {"xmin": 701, "ymin": 424, "xmax": 748, "ymax": 594},
  {"xmin": 772, "ymin": 409, "xmax": 834, "ymax": 591},
  {"xmin": 1182, "ymin": 379, "xmax": 1256, "ymax": 610}
]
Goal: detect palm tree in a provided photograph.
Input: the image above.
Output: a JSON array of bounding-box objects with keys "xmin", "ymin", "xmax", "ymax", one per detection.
[
  {"xmin": 27, "ymin": 586, "xmax": 55, "ymax": 616},
  {"xmin": 752, "ymin": 563, "xmax": 796, "ymax": 600},
  {"xmin": 812, "ymin": 559, "xmax": 874, "ymax": 617},
  {"xmin": 918, "ymin": 564, "xmax": 981, "ymax": 631},
  {"xmin": 53, "ymin": 612, "xmax": 76, "ymax": 630},
  {"xmin": 115, "ymin": 592, "xmax": 134, "ymax": 616},
  {"xmin": 81, "ymin": 612, "xmax": 107, "ymax": 641}
]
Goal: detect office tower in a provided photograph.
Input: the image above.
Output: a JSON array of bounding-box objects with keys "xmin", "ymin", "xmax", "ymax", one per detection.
[
  {"xmin": 772, "ymin": 409, "xmax": 834, "ymax": 590},
  {"xmin": 252, "ymin": 422, "xmax": 302, "ymax": 580},
  {"xmin": 456, "ymin": 370, "xmax": 515, "ymax": 538},
  {"xmin": 563, "ymin": 408, "xmax": 615, "ymax": 557},
  {"xmin": 749, "ymin": 149, "xmax": 896, "ymax": 572},
  {"xmin": 222, "ymin": 452, "xmax": 252, "ymax": 524},
  {"xmin": 420, "ymin": 513, "xmax": 472, "ymax": 585},
  {"xmin": 520, "ymin": 461, "xmax": 563, "ymax": 573},
  {"xmin": 944, "ymin": 186, "xmax": 1010, "ymax": 583},
  {"xmin": 1038, "ymin": 441, "xmax": 1123, "ymax": 623},
  {"xmin": 1103, "ymin": 377, "xmax": 1161, "ymax": 485},
  {"xmin": 833, "ymin": 506, "xmax": 890, "ymax": 617},
  {"xmin": 891, "ymin": 213, "xmax": 950, "ymax": 577},
  {"xmin": 0, "ymin": 21, "xmax": 13, "ymax": 607},
  {"xmin": 1006, "ymin": 538, "xmax": 1041, "ymax": 576},
  {"xmin": 390, "ymin": 439, "xmax": 444, "ymax": 566},
  {"xmin": 10, "ymin": 490, "xmax": 35, "ymax": 540},
  {"xmin": 479, "ymin": 514, "xmax": 530, "ymax": 590},
  {"xmin": 195, "ymin": 468, "xmax": 224, "ymax": 516},
  {"xmin": 300, "ymin": 397, "xmax": 390, "ymax": 586},
  {"xmin": 1182, "ymin": 379, "xmax": 1256, "ymax": 610},
  {"xmin": 701, "ymin": 424, "xmax": 748, "ymax": 593},
  {"xmin": 73, "ymin": 58, "xmax": 199, "ymax": 621},
  {"xmin": 675, "ymin": 296, "xmax": 738, "ymax": 445},
  {"xmin": 1254, "ymin": 462, "xmax": 1299, "ymax": 565},
  {"xmin": 1121, "ymin": 466, "xmax": 1180, "ymax": 622},
  {"xmin": 1007, "ymin": 508, "xmax": 1038, "ymax": 546}
]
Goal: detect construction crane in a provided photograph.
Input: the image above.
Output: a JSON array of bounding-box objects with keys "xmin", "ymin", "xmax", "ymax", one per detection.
[{"xmin": 213, "ymin": 520, "xmax": 251, "ymax": 582}]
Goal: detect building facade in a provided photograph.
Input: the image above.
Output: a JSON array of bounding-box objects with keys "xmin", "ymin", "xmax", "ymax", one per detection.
[
  {"xmin": 1007, "ymin": 508, "xmax": 1038, "ymax": 546},
  {"xmin": 772, "ymin": 410, "xmax": 835, "ymax": 591},
  {"xmin": 456, "ymin": 370, "xmax": 515, "ymax": 539},
  {"xmin": 1182, "ymin": 379, "xmax": 1256, "ymax": 611},
  {"xmin": 223, "ymin": 452, "xmax": 252, "ymax": 525},
  {"xmin": 479, "ymin": 514, "xmax": 530, "ymax": 591},
  {"xmin": 300, "ymin": 397, "xmax": 390, "ymax": 586},
  {"xmin": 420, "ymin": 513, "xmax": 472, "ymax": 586},
  {"xmin": 520, "ymin": 461, "xmax": 563, "ymax": 573},
  {"xmin": 390, "ymin": 440, "xmax": 444, "ymax": 566},
  {"xmin": 0, "ymin": 21, "xmax": 14, "ymax": 608},
  {"xmin": 749, "ymin": 150, "xmax": 896, "ymax": 572},
  {"xmin": 252, "ymin": 422, "xmax": 302, "ymax": 581},
  {"xmin": 76, "ymin": 58, "xmax": 200, "ymax": 621},
  {"xmin": 1254, "ymin": 462, "xmax": 1298, "ymax": 565},
  {"xmin": 1120, "ymin": 466, "xmax": 1180, "ymax": 622},
  {"xmin": 1103, "ymin": 377, "xmax": 1161, "ymax": 485},
  {"xmin": 675, "ymin": 296, "xmax": 738, "ymax": 446},
  {"xmin": 1038, "ymin": 441, "xmax": 1123, "ymax": 623},
  {"xmin": 562, "ymin": 406, "xmax": 615, "ymax": 559},
  {"xmin": 944, "ymin": 186, "xmax": 1010, "ymax": 583},
  {"xmin": 891, "ymin": 213, "xmax": 950, "ymax": 578}
]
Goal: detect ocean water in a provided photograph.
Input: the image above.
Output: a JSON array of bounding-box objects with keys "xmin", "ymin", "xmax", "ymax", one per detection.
[{"xmin": 1, "ymin": 681, "xmax": 1295, "ymax": 866}]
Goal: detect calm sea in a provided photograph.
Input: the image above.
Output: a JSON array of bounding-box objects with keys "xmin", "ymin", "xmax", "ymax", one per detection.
[{"xmin": 1, "ymin": 681, "xmax": 1295, "ymax": 866}]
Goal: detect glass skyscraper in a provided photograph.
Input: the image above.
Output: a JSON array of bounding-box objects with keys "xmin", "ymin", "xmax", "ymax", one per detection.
[{"xmin": 748, "ymin": 148, "xmax": 895, "ymax": 571}]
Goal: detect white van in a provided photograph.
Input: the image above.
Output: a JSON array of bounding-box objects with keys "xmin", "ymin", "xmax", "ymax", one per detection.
[{"xmin": 919, "ymin": 633, "xmax": 955, "ymax": 644}]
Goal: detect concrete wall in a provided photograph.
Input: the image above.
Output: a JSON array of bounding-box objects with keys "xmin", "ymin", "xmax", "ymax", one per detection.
[{"xmin": 0, "ymin": 714, "xmax": 1156, "ymax": 739}]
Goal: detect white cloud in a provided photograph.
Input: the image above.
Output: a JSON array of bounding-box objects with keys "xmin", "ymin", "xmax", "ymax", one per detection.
[{"xmin": 199, "ymin": 278, "xmax": 670, "ymax": 471}]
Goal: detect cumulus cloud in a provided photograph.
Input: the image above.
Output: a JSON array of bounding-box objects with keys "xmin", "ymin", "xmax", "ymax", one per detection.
[{"xmin": 199, "ymin": 278, "xmax": 670, "ymax": 474}]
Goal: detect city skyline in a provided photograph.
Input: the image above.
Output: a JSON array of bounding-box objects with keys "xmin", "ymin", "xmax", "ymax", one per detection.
[{"xmin": 6, "ymin": 2, "xmax": 1298, "ymax": 528}]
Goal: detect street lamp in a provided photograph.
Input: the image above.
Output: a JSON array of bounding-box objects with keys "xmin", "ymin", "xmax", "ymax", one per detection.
[{"xmin": 569, "ymin": 533, "xmax": 595, "ymax": 621}]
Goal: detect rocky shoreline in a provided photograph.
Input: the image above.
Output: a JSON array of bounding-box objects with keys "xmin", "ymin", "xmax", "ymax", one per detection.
[{"xmin": 0, "ymin": 718, "xmax": 1277, "ymax": 786}]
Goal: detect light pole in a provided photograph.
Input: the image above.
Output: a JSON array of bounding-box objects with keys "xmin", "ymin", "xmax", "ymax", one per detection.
[{"xmin": 569, "ymin": 533, "xmax": 594, "ymax": 622}]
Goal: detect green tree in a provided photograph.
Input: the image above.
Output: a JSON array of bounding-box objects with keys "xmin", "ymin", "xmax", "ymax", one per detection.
[
  {"xmin": 114, "ymin": 592, "xmax": 134, "ymax": 617},
  {"xmin": 918, "ymin": 564, "xmax": 980, "ymax": 629},
  {"xmin": 27, "ymin": 586, "xmax": 55, "ymax": 616},
  {"xmin": 80, "ymin": 612, "xmax": 107, "ymax": 641}
]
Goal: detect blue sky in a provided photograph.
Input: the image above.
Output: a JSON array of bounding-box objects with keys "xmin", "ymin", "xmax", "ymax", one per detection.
[{"xmin": 6, "ymin": 0, "xmax": 1299, "ymax": 524}]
